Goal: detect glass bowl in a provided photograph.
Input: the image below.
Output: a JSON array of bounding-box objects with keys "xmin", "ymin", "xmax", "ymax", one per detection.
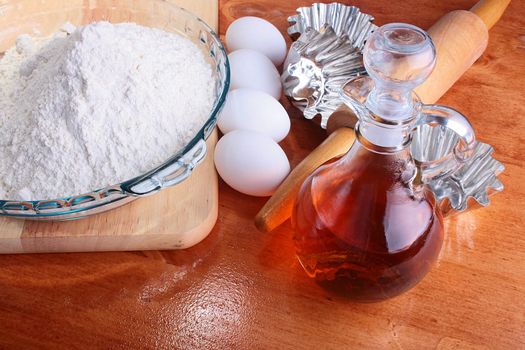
[{"xmin": 0, "ymin": 0, "xmax": 230, "ymax": 220}]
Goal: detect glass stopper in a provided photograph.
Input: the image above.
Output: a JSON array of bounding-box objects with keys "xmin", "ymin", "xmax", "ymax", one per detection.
[{"xmin": 364, "ymin": 23, "xmax": 436, "ymax": 89}]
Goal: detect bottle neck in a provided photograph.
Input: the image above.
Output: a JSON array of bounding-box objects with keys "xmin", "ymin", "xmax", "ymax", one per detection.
[
  {"xmin": 350, "ymin": 79, "xmax": 421, "ymax": 151},
  {"xmin": 366, "ymin": 85, "xmax": 415, "ymax": 120},
  {"xmin": 357, "ymin": 123, "xmax": 403, "ymax": 150},
  {"xmin": 340, "ymin": 74, "xmax": 422, "ymax": 151},
  {"xmin": 356, "ymin": 117, "xmax": 414, "ymax": 152}
]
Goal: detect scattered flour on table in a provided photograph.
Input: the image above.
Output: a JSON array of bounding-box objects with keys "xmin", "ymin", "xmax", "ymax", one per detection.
[{"xmin": 0, "ymin": 22, "xmax": 215, "ymax": 200}]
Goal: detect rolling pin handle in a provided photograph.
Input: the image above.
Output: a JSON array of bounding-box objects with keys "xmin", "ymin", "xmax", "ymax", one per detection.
[{"xmin": 470, "ymin": 0, "xmax": 511, "ymax": 30}]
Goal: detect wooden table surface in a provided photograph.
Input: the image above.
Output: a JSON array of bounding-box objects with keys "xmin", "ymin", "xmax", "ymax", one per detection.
[{"xmin": 0, "ymin": 0, "xmax": 524, "ymax": 349}]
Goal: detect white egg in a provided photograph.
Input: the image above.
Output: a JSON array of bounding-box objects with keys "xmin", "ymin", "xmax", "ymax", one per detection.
[
  {"xmin": 226, "ymin": 16, "xmax": 287, "ymax": 66},
  {"xmin": 218, "ymin": 89, "xmax": 290, "ymax": 142},
  {"xmin": 214, "ymin": 130, "xmax": 290, "ymax": 197},
  {"xmin": 228, "ymin": 49, "xmax": 282, "ymax": 99}
]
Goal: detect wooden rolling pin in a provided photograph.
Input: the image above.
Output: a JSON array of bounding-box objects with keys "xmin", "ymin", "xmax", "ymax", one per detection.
[{"xmin": 255, "ymin": 0, "xmax": 510, "ymax": 233}]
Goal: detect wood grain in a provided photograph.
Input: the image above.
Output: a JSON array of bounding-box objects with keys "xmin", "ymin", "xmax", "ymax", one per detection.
[
  {"xmin": 174, "ymin": 0, "xmax": 219, "ymax": 30},
  {"xmin": 415, "ymin": 9, "xmax": 489, "ymax": 104},
  {"xmin": 470, "ymin": 0, "xmax": 512, "ymax": 29},
  {"xmin": 0, "ymin": 0, "xmax": 220, "ymax": 254},
  {"xmin": 0, "ymin": 0, "xmax": 524, "ymax": 349}
]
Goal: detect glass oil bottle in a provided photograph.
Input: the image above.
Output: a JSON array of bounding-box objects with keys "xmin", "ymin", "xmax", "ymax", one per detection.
[{"xmin": 292, "ymin": 23, "xmax": 477, "ymax": 302}]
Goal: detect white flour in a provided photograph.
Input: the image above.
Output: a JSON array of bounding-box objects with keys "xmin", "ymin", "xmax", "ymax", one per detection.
[{"xmin": 0, "ymin": 22, "xmax": 214, "ymax": 200}]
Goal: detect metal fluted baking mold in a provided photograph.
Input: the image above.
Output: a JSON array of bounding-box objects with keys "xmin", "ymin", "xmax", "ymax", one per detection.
[
  {"xmin": 283, "ymin": 3, "xmax": 377, "ymax": 128},
  {"xmin": 411, "ymin": 124, "xmax": 505, "ymax": 214},
  {"xmin": 282, "ymin": 25, "xmax": 366, "ymax": 128},
  {"xmin": 287, "ymin": 2, "xmax": 378, "ymax": 50}
]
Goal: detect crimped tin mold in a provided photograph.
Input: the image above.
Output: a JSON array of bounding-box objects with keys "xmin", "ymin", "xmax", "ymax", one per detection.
[
  {"xmin": 288, "ymin": 2, "xmax": 377, "ymax": 50},
  {"xmin": 283, "ymin": 3, "xmax": 377, "ymax": 128},
  {"xmin": 282, "ymin": 25, "xmax": 366, "ymax": 128},
  {"xmin": 412, "ymin": 124, "xmax": 505, "ymax": 214}
]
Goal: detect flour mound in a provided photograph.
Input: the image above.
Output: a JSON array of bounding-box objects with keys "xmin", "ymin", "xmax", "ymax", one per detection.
[{"xmin": 0, "ymin": 22, "xmax": 215, "ymax": 200}]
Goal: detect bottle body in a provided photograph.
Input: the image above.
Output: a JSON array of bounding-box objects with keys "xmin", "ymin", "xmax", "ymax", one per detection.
[{"xmin": 292, "ymin": 140, "xmax": 443, "ymax": 301}]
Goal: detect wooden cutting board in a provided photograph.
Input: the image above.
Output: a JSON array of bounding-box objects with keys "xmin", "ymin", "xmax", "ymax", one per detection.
[{"xmin": 0, "ymin": 0, "xmax": 220, "ymax": 254}]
